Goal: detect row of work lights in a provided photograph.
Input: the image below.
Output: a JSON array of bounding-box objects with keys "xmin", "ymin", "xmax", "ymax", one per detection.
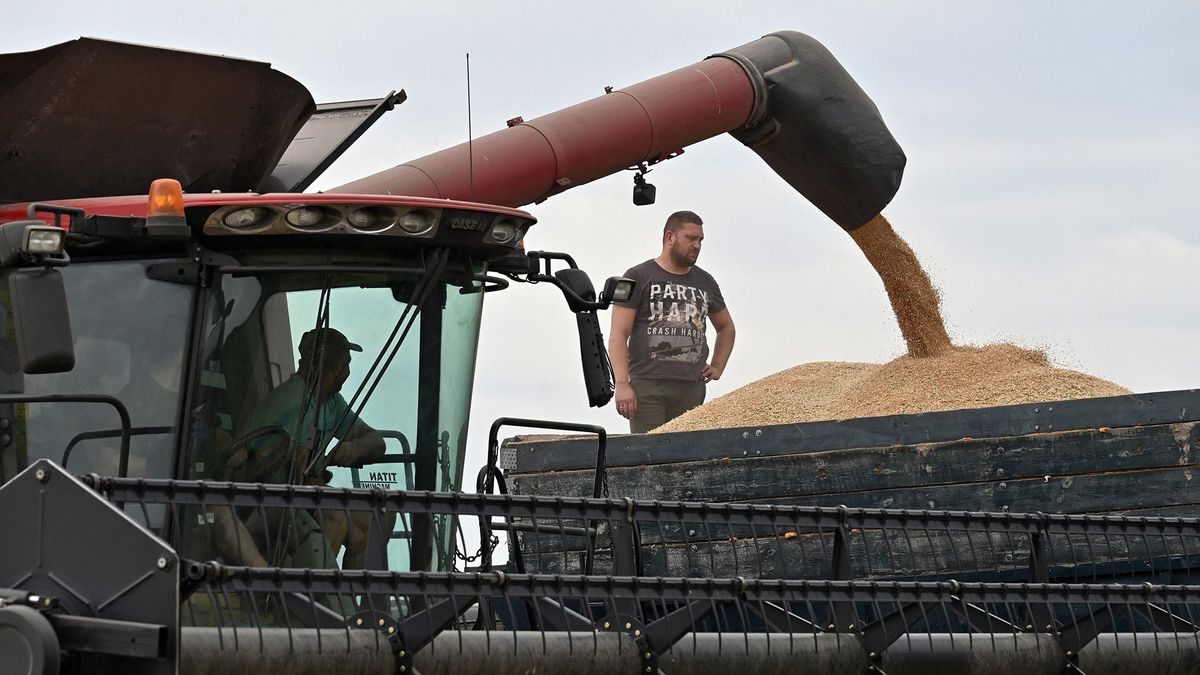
[
  {"xmin": 205, "ymin": 202, "xmax": 527, "ymax": 244},
  {"xmin": 217, "ymin": 203, "xmax": 436, "ymax": 236}
]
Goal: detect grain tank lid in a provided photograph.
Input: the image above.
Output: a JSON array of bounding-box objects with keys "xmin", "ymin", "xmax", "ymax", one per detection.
[
  {"xmin": 258, "ymin": 92, "xmax": 407, "ymax": 193},
  {"xmin": 0, "ymin": 37, "xmax": 315, "ymax": 204}
]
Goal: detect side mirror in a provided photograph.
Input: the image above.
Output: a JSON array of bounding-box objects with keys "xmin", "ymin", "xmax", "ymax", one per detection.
[
  {"xmin": 552, "ymin": 270, "xmax": 637, "ymax": 311},
  {"xmin": 553, "ymin": 269, "xmax": 619, "ymax": 405},
  {"xmin": 548, "ymin": 271, "xmax": 613, "ymax": 406},
  {"xmin": 526, "ymin": 252, "xmax": 632, "ymax": 407},
  {"xmin": 554, "ymin": 268, "xmax": 597, "ymax": 303},
  {"xmin": 8, "ymin": 269, "xmax": 75, "ymax": 374},
  {"xmin": 573, "ymin": 312, "xmax": 614, "ymax": 408}
]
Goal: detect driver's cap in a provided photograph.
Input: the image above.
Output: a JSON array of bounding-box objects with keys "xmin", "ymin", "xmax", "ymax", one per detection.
[{"xmin": 299, "ymin": 327, "xmax": 363, "ymax": 360}]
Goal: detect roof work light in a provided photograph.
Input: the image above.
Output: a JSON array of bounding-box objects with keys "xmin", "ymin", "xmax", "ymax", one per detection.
[
  {"xmin": 22, "ymin": 226, "xmax": 65, "ymax": 256},
  {"xmin": 601, "ymin": 276, "xmax": 636, "ymax": 305}
]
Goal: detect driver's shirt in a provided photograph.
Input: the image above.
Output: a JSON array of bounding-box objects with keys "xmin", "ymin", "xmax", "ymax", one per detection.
[{"xmin": 241, "ymin": 374, "xmax": 357, "ymax": 482}]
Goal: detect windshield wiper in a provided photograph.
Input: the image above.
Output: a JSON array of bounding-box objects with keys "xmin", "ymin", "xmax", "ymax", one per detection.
[{"xmin": 302, "ymin": 247, "xmax": 452, "ymax": 477}]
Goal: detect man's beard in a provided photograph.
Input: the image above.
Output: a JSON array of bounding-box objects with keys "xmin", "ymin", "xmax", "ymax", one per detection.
[{"xmin": 670, "ymin": 247, "xmax": 698, "ymax": 268}]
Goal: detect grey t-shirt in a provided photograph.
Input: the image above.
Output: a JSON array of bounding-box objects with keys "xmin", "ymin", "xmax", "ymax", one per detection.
[{"xmin": 617, "ymin": 259, "xmax": 726, "ymax": 382}]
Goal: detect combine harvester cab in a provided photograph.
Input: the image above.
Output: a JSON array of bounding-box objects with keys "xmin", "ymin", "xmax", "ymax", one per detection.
[{"xmin": 1, "ymin": 33, "xmax": 1199, "ymax": 675}]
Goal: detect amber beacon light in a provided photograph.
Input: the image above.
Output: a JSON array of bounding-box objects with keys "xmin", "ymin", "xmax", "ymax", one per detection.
[{"xmin": 147, "ymin": 178, "xmax": 185, "ymax": 218}]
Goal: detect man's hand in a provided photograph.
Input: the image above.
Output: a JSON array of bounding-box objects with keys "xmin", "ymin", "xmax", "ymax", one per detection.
[
  {"xmin": 704, "ymin": 309, "xmax": 734, "ymax": 385},
  {"xmin": 327, "ymin": 424, "xmax": 386, "ymax": 468},
  {"xmin": 701, "ymin": 363, "xmax": 724, "ymax": 383},
  {"xmin": 615, "ymin": 381, "xmax": 637, "ymax": 420},
  {"xmin": 609, "ymin": 305, "xmax": 637, "ymax": 421},
  {"xmin": 327, "ymin": 439, "xmax": 371, "ymax": 467}
]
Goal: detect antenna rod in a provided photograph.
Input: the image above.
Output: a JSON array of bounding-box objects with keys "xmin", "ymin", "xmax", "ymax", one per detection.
[{"xmin": 466, "ymin": 52, "xmax": 474, "ymax": 202}]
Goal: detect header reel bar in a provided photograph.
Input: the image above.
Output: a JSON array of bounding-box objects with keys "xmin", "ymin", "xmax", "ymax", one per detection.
[{"xmin": 9, "ymin": 464, "xmax": 1200, "ymax": 672}]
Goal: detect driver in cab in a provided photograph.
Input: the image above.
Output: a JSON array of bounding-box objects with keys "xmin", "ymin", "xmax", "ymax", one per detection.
[
  {"xmin": 239, "ymin": 327, "xmax": 384, "ymax": 478},
  {"xmin": 220, "ymin": 327, "xmax": 386, "ymax": 569}
]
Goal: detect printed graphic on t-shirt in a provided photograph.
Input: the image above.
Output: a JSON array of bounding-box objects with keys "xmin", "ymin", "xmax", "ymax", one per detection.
[
  {"xmin": 622, "ymin": 260, "xmax": 723, "ymax": 381},
  {"xmin": 644, "ymin": 282, "xmax": 710, "ymax": 363}
]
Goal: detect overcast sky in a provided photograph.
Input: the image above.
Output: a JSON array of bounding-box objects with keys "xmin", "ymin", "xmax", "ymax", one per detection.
[{"xmin": 10, "ymin": 2, "xmax": 1199, "ymax": 475}]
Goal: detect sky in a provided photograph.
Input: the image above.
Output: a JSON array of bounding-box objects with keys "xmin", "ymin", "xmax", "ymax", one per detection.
[{"xmin": 9, "ymin": 1, "xmax": 1200, "ymax": 478}]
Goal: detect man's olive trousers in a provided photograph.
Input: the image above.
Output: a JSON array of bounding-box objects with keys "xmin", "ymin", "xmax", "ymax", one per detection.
[{"xmin": 629, "ymin": 378, "xmax": 705, "ymax": 433}]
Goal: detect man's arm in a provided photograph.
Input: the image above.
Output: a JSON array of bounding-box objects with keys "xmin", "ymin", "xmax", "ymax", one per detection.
[
  {"xmin": 702, "ymin": 308, "xmax": 735, "ymax": 382},
  {"xmin": 609, "ymin": 304, "xmax": 638, "ymax": 420},
  {"xmin": 327, "ymin": 419, "xmax": 386, "ymax": 467}
]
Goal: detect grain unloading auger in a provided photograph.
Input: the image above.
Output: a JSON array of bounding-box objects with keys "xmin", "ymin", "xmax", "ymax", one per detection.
[
  {"xmin": 335, "ymin": 31, "xmax": 906, "ymax": 233},
  {"xmin": 340, "ymin": 30, "xmax": 943, "ymax": 357}
]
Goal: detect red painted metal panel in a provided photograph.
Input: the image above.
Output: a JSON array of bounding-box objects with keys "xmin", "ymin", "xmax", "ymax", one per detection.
[
  {"xmin": 387, "ymin": 124, "xmax": 559, "ymax": 206},
  {"xmin": 0, "ymin": 193, "xmax": 534, "ymax": 227},
  {"xmin": 332, "ymin": 58, "xmax": 755, "ymax": 207}
]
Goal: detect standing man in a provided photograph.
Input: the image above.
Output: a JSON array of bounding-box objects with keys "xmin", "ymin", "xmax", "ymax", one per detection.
[{"xmin": 610, "ymin": 211, "xmax": 736, "ymax": 432}]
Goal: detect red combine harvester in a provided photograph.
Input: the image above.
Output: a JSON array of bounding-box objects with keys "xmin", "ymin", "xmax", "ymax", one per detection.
[{"xmin": 2, "ymin": 33, "xmax": 1198, "ymax": 675}]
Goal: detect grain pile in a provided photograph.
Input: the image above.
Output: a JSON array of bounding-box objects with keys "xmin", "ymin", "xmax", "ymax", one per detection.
[
  {"xmin": 655, "ymin": 344, "xmax": 1129, "ymax": 433},
  {"xmin": 651, "ymin": 213, "xmax": 1128, "ymax": 433}
]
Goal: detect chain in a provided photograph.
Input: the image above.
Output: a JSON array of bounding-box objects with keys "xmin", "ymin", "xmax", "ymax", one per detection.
[
  {"xmin": 437, "ymin": 431, "xmax": 453, "ymax": 492},
  {"xmin": 456, "ymin": 533, "xmax": 501, "ymax": 565}
]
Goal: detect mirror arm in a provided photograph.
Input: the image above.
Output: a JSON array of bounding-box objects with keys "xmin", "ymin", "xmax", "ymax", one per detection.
[
  {"xmin": 32, "ymin": 249, "xmax": 71, "ymax": 268},
  {"xmin": 525, "ymin": 250, "xmax": 612, "ymax": 313}
]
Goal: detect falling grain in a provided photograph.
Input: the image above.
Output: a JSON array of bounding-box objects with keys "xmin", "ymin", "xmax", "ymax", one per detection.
[{"xmin": 850, "ymin": 214, "xmax": 951, "ymax": 357}]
